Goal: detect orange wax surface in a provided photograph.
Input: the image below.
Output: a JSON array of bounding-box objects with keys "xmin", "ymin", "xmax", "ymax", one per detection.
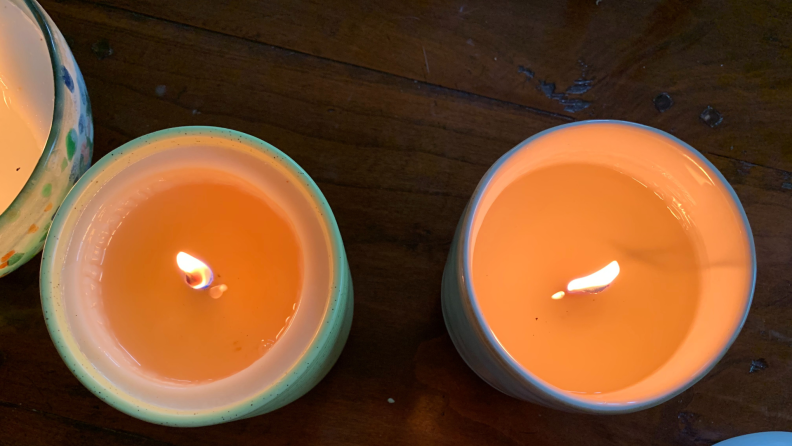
[
  {"xmin": 472, "ymin": 163, "xmax": 701, "ymax": 393},
  {"xmin": 102, "ymin": 172, "xmax": 302, "ymax": 383}
]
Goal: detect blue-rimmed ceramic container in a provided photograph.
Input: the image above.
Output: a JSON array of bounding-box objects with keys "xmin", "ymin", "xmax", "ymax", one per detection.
[
  {"xmin": 40, "ymin": 127, "xmax": 353, "ymax": 426},
  {"xmin": 442, "ymin": 120, "xmax": 755, "ymax": 414},
  {"xmin": 715, "ymin": 432, "xmax": 792, "ymax": 445}
]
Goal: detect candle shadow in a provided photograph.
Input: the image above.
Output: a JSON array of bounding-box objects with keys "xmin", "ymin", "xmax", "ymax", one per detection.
[{"xmin": 610, "ymin": 243, "xmax": 746, "ymax": 271}]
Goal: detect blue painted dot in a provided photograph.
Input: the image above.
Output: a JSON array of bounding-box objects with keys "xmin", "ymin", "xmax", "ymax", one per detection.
[
  {"xmin": 69, "ymin": 161, "xmax": 80, "ymax": 183},
  {"xmin": 79, "ymin": 115, "xmax": 85, "ymax": 134},
  {"xmin": 61, "ymin": 67, "xmax": 74, "ymax": 93}
]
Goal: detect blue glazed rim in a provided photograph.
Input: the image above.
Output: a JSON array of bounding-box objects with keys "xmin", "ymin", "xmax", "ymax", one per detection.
[
  {"xmin": 714, "ymin": 432, "xmax": 792, "ymax": 445},
  {"xmin": 40, "ymin": 126, "xmax": 351, "ymax": 426},
  {"xmin": 459, "ymin": 120, "xmax": 757, "ymax": 413}
]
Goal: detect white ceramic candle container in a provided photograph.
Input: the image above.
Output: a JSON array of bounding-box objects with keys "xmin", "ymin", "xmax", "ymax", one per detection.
[
  {"xmin": 714, "ymin": 432, "xmax": 792, "ymax": 445},
  {"xmin": 442, "ymin": 121, "xmax": 755, "ymax": 414}
]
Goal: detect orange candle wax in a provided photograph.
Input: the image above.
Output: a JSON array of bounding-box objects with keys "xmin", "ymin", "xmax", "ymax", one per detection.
[
  {"xmin": 101, "ymin": 171, "xmax": 302, "ymax": 383},
  {"xmin": 473, "ymin": 163, "xmax": 700, "ymax": 393}
]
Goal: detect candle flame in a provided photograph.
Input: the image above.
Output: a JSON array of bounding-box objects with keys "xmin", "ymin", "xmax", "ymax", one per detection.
[
  {"xmin": 552, "ymin": 260, "xmax": 620, "ymax": 299},
  {"xmin": 567, "ymin": 260, "xmax": 620, "ymax": 294},
  {"xmin": 176, "ymin": 252, "xmax": 214, "ymax": 289}
]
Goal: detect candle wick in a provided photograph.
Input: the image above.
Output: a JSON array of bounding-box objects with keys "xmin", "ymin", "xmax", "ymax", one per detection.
[
  {"xmin": 209, "ymin": 284, "xmax": 228, "ymax": 299},
  {"xmin": 184, "ymin": 271, "xmax": 203, "ymax": 288}
]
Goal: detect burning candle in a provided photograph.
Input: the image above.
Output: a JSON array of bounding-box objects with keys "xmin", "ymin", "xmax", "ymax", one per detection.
[
  {"xmin": 0, "ymin": 0, "xmax": 93, "ymax": 276},
  {"xmin": 41, "ymin": 127, "xmax": 353, "ymax": 426},
  {"xmin": 442, "ymin": 121, "xmax": 755, "ymax": 413},
  {"xmin": 0, "ymin": 0, "xmax": 53, "ymax": 213}
]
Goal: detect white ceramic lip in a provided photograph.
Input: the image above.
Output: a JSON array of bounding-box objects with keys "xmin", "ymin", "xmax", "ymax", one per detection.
[
  {"xmin": 460, "ymin": 120, "xmax": 757, "ymax": 413},
  {"xmin": 40, "ymin": 126, "xmax": 352, "ymax": 426}
]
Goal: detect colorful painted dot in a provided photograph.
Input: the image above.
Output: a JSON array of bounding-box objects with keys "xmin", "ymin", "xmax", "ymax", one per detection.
[
  {"xmin": 66, "ymin": 129, "xmax": 77, "ymax": 160},
  {"xmin": 7, "ymin": 252, "xmax": 24, "ymax": 266},
  {"xmin": 3, "ymin": 208, "xmax": 19, "ymax": 222},
  {"xmin": 1, "ymin": 251, "xmax": 15, "ymax": 262},
  {"xmin": 0, "ymin": 262, "xmax": 7, "ymax": 269},
  {"xmin": 61, "ymin": 66, "xmax": 74, "ymax": 93},
  {"xmin": 44, "ymin": 202, "xmax": 53, "ymax": 212},
  {"xmin": 28, "ymin": 224, "xmax": 38, "ymax": 234},
  {"xmin": 42, "ymin": 183, "xmax": 52, "ymax": 198},
  {"xmin": 61, "ymin": 157, "xmax": 68, "ymax": 171},
  {"xmin": 69, "ymin": 162, "xmax": 81, "ymax": 183},
  {"xmin": 39, "ymin": 223, "xmax": 51, "ymax": 243}
]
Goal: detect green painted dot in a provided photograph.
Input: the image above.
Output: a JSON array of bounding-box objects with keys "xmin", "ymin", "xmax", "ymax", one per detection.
[
  {"xmin": 66, "ymin": 128, "xmax": 77, "ymax": 161},
  {"xmin": 3, "ymin": 208, "xmax": 19, "ymax": 222},
  {"xmin": 41, "ymin": 183, "xmax": 52, "ymax": 198},
  {"xmin": 61, "ymin": 157, "xmax": 68, "ymax": 171},
  {"xmin": 7, "ymin": 252, "xmax": 24, "ymax": 266},
  {"xmin": 38, "ymin": 222, "xmax": 51, "ymax": 243}
]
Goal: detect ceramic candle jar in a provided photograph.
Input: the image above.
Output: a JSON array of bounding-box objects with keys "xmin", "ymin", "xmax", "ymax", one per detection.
[
  {"xmin": 0, "ymin": 0, "xmax": 93, "ymax": 276},
  {"xmin": 41, "ymin": 127, "xmax": 353, "ymax": 426},
  {"xmin": 442, "ymin": 121, "xmax": 755, "ymax": 414},
  {"xmin": 714, "ymin": 432, "xmax": 792, "ymax": 445}
]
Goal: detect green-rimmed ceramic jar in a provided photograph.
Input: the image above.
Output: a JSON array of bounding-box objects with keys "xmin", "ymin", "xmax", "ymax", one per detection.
[
  {"xmin": 41, "ymin": 127, "xmax": 352, "ymax": 426},
  {"xmin": 0, "ymin": 0, "xmax": 93, "ymax": 276}
]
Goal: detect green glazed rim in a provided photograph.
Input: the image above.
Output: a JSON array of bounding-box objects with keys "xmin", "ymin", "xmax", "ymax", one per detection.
[{"xmin": 40, "ymin": 126, "xmax": 351, "ymax": 426}]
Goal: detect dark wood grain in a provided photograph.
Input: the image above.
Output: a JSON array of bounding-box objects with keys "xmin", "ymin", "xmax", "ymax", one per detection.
[
  {"xmin": 1, "ymin": 0, "xmax": 791, "ymax": 444},
  {"xmin": 83, "ymin": 0, "xmax": 792, "ymax": 173}
]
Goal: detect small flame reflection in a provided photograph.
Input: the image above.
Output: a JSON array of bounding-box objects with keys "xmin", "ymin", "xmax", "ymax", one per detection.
[
  {"xmin": 552, "ymin": 260, "xmax": 620, "ymax": 299},
  {"xmin": 209, "ymin": 284, "xmax": 228, "ymax": 299},
  {"xmin": 176, "ymin": 252, "xmax": 214, "ymax": 289}
]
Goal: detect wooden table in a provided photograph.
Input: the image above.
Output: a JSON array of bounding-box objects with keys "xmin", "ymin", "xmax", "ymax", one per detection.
[{"xmin": 2, "ymin": 0, "xmax": 791, "ymax": 444}]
